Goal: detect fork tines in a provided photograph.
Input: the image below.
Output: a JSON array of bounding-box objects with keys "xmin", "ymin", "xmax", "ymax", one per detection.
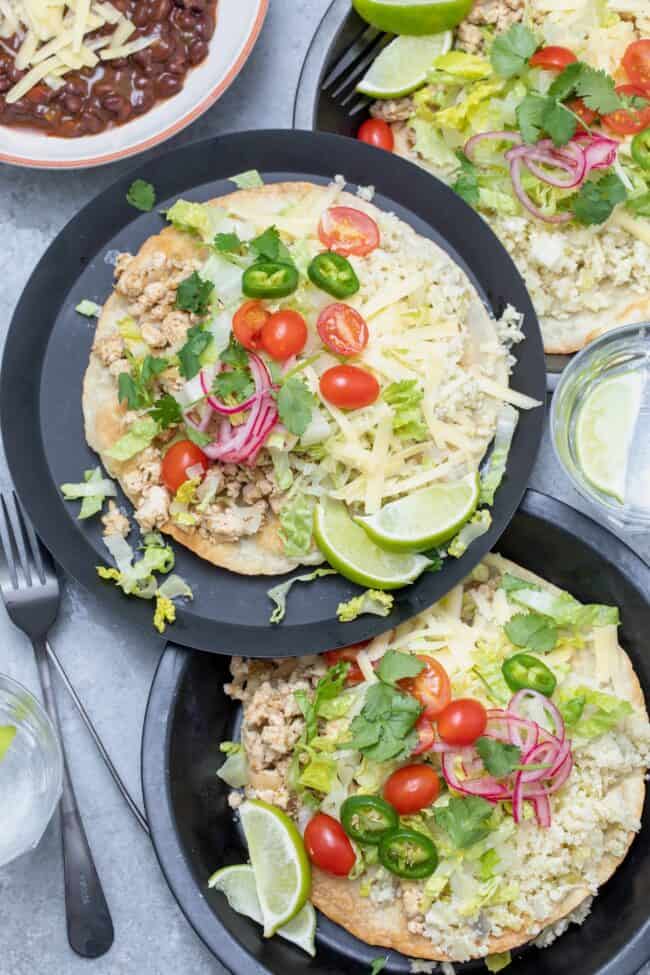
[
  {"xmin": 0, "ymin": 491, "xmax": 48, "ymax": 590},
  {"xmin": 321, "ymin": 24, "xmax": 392, "ymax": 116}
]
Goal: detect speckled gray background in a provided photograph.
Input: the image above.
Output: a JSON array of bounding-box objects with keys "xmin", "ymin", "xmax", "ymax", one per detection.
[{"xmin": 0, "ymin": 1, "xmax": 648, "ymax": 972}]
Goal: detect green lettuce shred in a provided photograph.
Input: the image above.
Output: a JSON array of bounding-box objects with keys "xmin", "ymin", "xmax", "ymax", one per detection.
[
  {"xmin": 486, "ymin": 951, "xmax": 512, "ymax": 972},
  {"xmin": 557, "ymin": 686, "xmax": 633, "ymax": 739},
  {"xmin": 337, "ymin": 590, "xmax": 394, "ymax": 622},
  {"xmin": 217, "ymin": 742, "xmax": 249, "ymax": 788},
  {"xmin": 382, "ymin": 380, "xmax": 428, "ymax": 441},
  {"xmin": 230, "ymin": 170, "xmax": 264, "ymax": 189},
  {"xmin": 448, "ymin": 510, "xmax": 492, "ymax": 558},
  {"xmin": 267, "ymin": 568, "xmax": 337, "ymax": 624},
  {"xmin": 75, "ymin": 299, "xmax": 101, "ymax": 317},
  {"xmin": 278, "ymin": 492, "xmax": 315, "ymax": 558},
  {"xmin": 61, "ymin": 467, "xmax": 117, "ymax": 520},
  {"xmin": 105, "ymin": 417, "xmax": 159, "ymax": 461}
]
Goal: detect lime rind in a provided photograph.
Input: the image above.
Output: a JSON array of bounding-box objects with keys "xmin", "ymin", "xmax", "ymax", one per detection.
[
  {"xmin": 352, "ymin": 0, "xmax": 475, "ymax": 36},
  {"xmin": 238, "ymin": 799, "xmax": 311, "ymax": 936},
  {"xmin": 355, "ymin": 473, "xmax": 479, "ymax": 552},
  {"xmin": 357, "ymin": 31, "xmax": 453, "ymax": 98}
]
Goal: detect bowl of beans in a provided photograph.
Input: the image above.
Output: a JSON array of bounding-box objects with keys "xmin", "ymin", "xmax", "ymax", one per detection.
[{"xmin": 0, "ymin": 0, "xmax": 267, "ymax": 168}]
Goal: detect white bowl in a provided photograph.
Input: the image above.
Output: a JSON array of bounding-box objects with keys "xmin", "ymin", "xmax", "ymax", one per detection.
[{"xmin": 0, "ymin": 0, "xmax": 268, "ymax": 170}]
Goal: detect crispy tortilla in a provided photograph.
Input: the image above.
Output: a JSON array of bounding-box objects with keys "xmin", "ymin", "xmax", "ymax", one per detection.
[
  {"xmin": 83, "ymin": 181, "xmax": 496, "ymax": 575},
  {"xmin": 248, "ymin": 554, "xmax": 647, "ymax": 960}
]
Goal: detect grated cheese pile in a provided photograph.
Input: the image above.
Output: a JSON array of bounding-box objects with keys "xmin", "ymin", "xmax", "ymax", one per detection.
[{"xmin": 0, "ymin": 0, "xmax": 155, "ymax": 103}]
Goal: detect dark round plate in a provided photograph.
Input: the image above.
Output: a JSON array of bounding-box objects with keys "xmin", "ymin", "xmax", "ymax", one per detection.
[
  {"xmin": 293, "ymin": 0, "xmax": 573, "ymax": 384},
  {"xmin": 141, "ymin": 491, "xmax": 650, "ymax": 975},
  {"xmin": 0, "ymin": 129, "xmax": 544, "ymax": 654}
]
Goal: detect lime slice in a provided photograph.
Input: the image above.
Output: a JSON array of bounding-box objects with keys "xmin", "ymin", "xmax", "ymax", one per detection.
[
  {"xmin": 355, "ymin": 473, "xmax": 479, "ymax": 552},
  {"xmin": 314, "ymin": 497, "xmax": 432, "ymax": 588},
  {"xmin": 208, "ymin": 864, "xmax": 316, "ymax": 956},
  {"xmin": 238, "ymin": 800, "xmax": 311, "ymax": 936},
  {"xmin": 353, "ymin": 0, "xmax": 474, "ymax": 35},
  {"xmin": 357, "ymin": 32, "xmax": 452, "ymax": 98},
  {"xmin": 575, "ymin": 372, "xmax": 642, "ymax": 503},
  {"xmin": 0, "ymin": 725, "xmax": 16, "ymax": 763}
]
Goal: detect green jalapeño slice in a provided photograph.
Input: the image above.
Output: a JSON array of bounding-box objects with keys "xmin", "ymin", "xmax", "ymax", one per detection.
[
  {"xmin": 341, "ymin": 795, "xmax": 399, "ymax": 845},
  {"xmin": 378, "ymin": 828, "xmax": 438, "ymax": 879},
  {"xmin": 308, "ymin": 252, "xmax": 360, "ymax": 299},
  {"xmin": 502, "ymin": 653, "xmax": 557, "ymax": 697},
  {"xmin": 242, "ymin": 261, "xmax": 299, "ymax": 299}
]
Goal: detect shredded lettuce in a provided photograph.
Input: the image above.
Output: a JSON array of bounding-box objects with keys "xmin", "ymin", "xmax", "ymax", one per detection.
[
  {"xmin": 448, "ymin": 510, "xmax": 492, "ymax": 558},
  {"xmin": 61, "ymin": 467, "xmax": 116, "ymax": 519},
  {"xmin": 299, "ymin": 754, "xmax": 338, "ymax": 793},
  {"xmin": 153, "ymin": 595, "xmax": 175, "ymax": 633},
  {"xmin": 198, "ymin": 253, "xmax": 243, "ymax": 305},
  {"xmin": 410, "ymin": 118, "xmax": 462, "ymax": 177},
  {"xmin": 557, "ymin": 686, "xmax": 633, "ymax": 739},
  {"xmin": 503, "ymin": 579, "xmax": 619, "ymax": 628},
  {"xmin": 164, "ymin": 199, "xmax": 223, "ymax": 242},
  {"xmin": 337, "ymin": 590, "xmax": 394, "ymax": 622},
  {"xmin": 431, "ymin": 51, "xmax": 493, "ymax": 80},
  {"xmin": 486, "ymin": 951, "xmax": 512, "ymax": 972},
  {"xmin": 471, "ymin": 643, "xmax": 511, "ymax": 706},
  {"xmin": 267, "ymin": 568, "xmax": 337, "ymax": 624},
  {"xmin": 217, "ymin": 742, "xmax": 249, "ymax": 788},
  {"xmin": 157, "ymin": 574, "xmax": 193, "ymax": 600},
  {"xmin": 318, "ymin": 687, "xmax": 360, "ymax": 720},
  {"xmin": 382, "ymin": 380, "xmax": 428, "ymax": 441},
  {"xmin": 269, "ymin": 448, "xmax": 293, "ymax": 492},
  {"xmin": 480, "ymin": 404, "xmax": 518, "ymax": 505},
  {"xmin": 432, "ymin": 79, "xmax": 504, "ymax": 131},
  {"xmin": 230, "ymin": 170, "xmax": 264, "ymax": 189},
  {"xmin": 75, "ymin": 299, "xmax": 101, "ymax": 317},
  {"xmin": 279, "ymin": 492, "xmax": 315, "ymax": 558},
  {"xmin": 105, "ymin": 417, "xmax": 159, "ymax": 461}
]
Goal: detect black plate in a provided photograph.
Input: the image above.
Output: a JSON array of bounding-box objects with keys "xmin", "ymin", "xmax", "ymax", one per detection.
[
  {"xmin": 0, "ymin": 129, "xmax": 544, "ymax": 654},
  {"xmin": 293, "ymin": 0, "xmax": 572, "ymax": 384},
  {"xmin": 141, "ymin": 491, "xmax": 650, "ymax": 975}
]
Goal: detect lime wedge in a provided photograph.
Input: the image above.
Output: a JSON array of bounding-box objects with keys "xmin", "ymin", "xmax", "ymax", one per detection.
[
  {"xmin": 0, "ymin": 725, "xmax": 16, "ymax": 763},
  {"xmin": 208, "ymin": 864, "xmax": 317, "ymax": 956},
  {"xmin": 314, "ymin": 497, "xmax": 431, "ymax": 588},
  {"xmin": 238, "ymin": 800, "xmax": 311, "ymax": 936},
  {"xmin": 353, "ymin": 0, "xmax": 474, "ymax": 35},
  {"xmin": 575, "ymin": 372, "xmax": 642, "ymax": 503},
  {"xmin": 357, "ymin": 32, "xmax": 452, "ymax": 98},
  {"xmin": 355, "ymin": 473, "xmax": 479, "ymax": 552}
]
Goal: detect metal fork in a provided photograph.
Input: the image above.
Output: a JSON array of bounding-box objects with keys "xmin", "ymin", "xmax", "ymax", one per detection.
[
  {"xmin": 321, "ymin": 23, "xmax": 392, "ymax": 116},
  {"xmin": 0, "ymin": 491, "xmax": 114, "ymax": 959}
]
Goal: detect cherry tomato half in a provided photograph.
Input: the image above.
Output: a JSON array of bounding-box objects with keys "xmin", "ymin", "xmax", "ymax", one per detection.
[
  {"xmin": 319, "ymin": 364, "xmax": 380, "ymax": 410},
  {"xmin": 622, "ymin": 39, "xmax": 650, "ymax": 94},
  {"xmin": 383, "ymin": 765, "xmax": 440, "ymax": 815},
  {"xmin": 401, "ymin": 655, "xmax": 451, "ymax": 720},
  {"xmin": 437, "ymin": 698, "xmax": 488, "ymax": 747},
  {"xmin": 232, "ymin": 300, "xmax": 269, "ymax": 352},
  {"xmin": 566, "ymin": 97, "xmax": 598, "ymax": 126},
  {"xmin": 357, "ymin": 118, "xmax": 394, "ymax": 151},
  {"xmin": 323, "ymin": 641, "xmax": 371, "ymax": 685},
  {"xmin": 304, "ymin": 813, "xmax": 356, "ymax": 876},
  {"xmin": 261, "ymin": 309, "xmax": 307, "ymax": 361},
  {"xmin": 161, "ymin": 440, "xmax": 208, "ymax": 494},
  {"xmin": 412, "ymin": 715, "xmax": 435, "ymax": 756},
  {"xmin": 317, "ymin": 303, "xmax": 369, "ymax": 357},
  {"xmin": 318, "ymin": 206, "xmax": 380, "ymax": 258},
  {"xmin": 529, "ymin": 45, "xmax": 577, "ymax": 71},
  {"xmin": 603, "ymin": 84, "xmax": 650, "ymax": 135}
]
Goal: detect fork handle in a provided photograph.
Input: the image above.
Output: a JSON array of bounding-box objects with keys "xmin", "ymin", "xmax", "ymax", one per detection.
[{"xmin": 33, "ymin": 637, "xmax": 114, "ymax": 959}]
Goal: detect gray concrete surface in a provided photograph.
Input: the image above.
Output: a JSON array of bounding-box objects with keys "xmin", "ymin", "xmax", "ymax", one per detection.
[{"xmin": 0, "ymin": 1, "xmax": 648, "ymax": 972}]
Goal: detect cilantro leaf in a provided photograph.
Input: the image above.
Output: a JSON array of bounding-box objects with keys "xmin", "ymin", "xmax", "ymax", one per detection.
[
  {"xmin": 504, "ymin": 612, "xmax": 558, "ymax": 653},
  {"xmin": 452, "ymin": 150, "xmax": 480, "ymax": 207},
  {"xmin": 370, "ymin": 959, "xmax": 388, "ymax": 975},
  {"xmin": 295, "ymin": 662, "xmax": 349, "ymax": 742},
  {"xmin": 542, "ymin": 99, "xmax": 576, "ymax": 146},
  {"xmin": 517, "ymin": 94, "xmax": 576, "ymax": 146},
  {"xmin": 148, "ymin": 394, "xmax": 183, "ymax": 429},
  {"xmin": 422, "ymin": 548, "xmax": 444, "ymax": 572},
  {"xmin": 220, "ymin": 337, "xmax": 249, "ymax": 369},
  {"xmin": 276, "ymin": 376, "xmax": 315, "ymax": 436},
  {"xmin": 348, "ymin": 682, "xmax": 422, "ymax": 762},
  {"xmin": 126, "ymin": 179, "xmax": 156, "ymax": 212},
  {"xmin": 549, "ymin": 62, "xmax": 620, "ymax": 114},
  {"xmin": 250, "ymin": 226, "xmax": 293, "ymax": 265},
  {"xmin": 175, "ymin": 272, "xmax": 214, "ymax": 316},
  {"xmin": 213, "ymin": 232, "xmax": 244, "ymax": 253},
  {"xmin": 571, "ymin": 173, "xmax": 627, "ymax": 225},
  {"xmin": 212, "ymin": 369, "xmax": 254, "ymax": 402},
  {"xmin": 141, "ymin": 355, "xmax": 168, "ymax": 386},
  {"xmin": 178, "ymin": 325, "xmax": 213, "ymax": 379},
  {"xmin": 118, "ymin": 372, "xmax": 142, "ymax": 410},
  {"xmin": 377, "ymin": 650, "xmax": 424, "ymax": 686},
  {"xmin": 490, "ymin": 24, "xmax": 538, "ymax": 78},
  {"xmin": 433, "ymin": 795, "xmax": 494, "ymax": 849},
  {"xmin": 118, "ymin": 355, "xmax": 168, "ymax": 409},
  {"xmin": 475, "ymin": 737, "xmax": 521, "ymax": 778},
  {"xmin": 516, "ymin": 94, "xmax": 546, "ymax": 143}
]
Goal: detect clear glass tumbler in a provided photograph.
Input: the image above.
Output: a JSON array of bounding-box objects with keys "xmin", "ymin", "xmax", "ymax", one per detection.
[
  {"xmin": 550, "ymin": 322, "xmax": 650, "ymax": 532},
  {"xmin": 0, "ymin": 673, "xmax": 63, "ymax": 867}
]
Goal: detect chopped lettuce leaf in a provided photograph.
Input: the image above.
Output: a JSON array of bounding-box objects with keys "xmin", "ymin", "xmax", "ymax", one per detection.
[
  {"xmin": 269, "ymin": 447, "xmax": 294, "ymax": 492},
  {"xmin": 557, "ymin": 686, "xmax": 633, "ymax": 739},
  {"xmin": 504, "ymin": 581, "xmax": 619, "ymax": 629},
  {"xmin": 382, "ymin": 380, "xmax": 428, "ymax": 441},
  {"xmin": 337, "ymin": 590, "xmax": 394, "ymax": 622},
  {"xmin": 472, "ymin": 643, "xmax": 511, "ymax": 706},
  {"xmin": 97, "ymin": 532, "xmax": 183, "ymax": 633},
  {"xmin": 279, "ymin": 492, "xmax": 315, "ymax": 558},
  {"xmin": 432, "ymin": 51, "xmax": 493, "ymax": 80},
  {"xmin": 164, "ymin": 199, "xmax": 221, "ymax": 242},
  {"xmin": 486, "ymin": 952, "xmax": 511, "ymax": 973},
  {"xmin": 432, "ymin": 80, "xmax": 504, "ymax": 131},
  {"xmin": 75, "ymin": 299, "xmax": 101, "ymax": 317},
  {"xmin": 299, "ymin": 755, "xmax": 338, "ymax": 793},
  {"xmin": 217, "ymin": 742, "xmax": 249, "ymax": 788},
  {"xmin": 153, "ymin": 594, "xmax": 175, "ymax": 633},
  {"xmin": 61, "ymin": 467, "xmax": 116, "ymax": 520},
  {"xmin": 410, "ymin": 118, "xmax": 462, "ymax": 177},
  {"xmin": 157, "ymin": 574, "xmax": 193, "ymax": 600},
  {"xmin": 267, "ymin": 568, "xmax": 337, "ymax": 624},
  {"xmin": 230, "ymin": 170, "xmax": 264, "ymax": 189},
  {"xmin": 105, "ymin": 417, "xmax": 159, "ymax": 461},
  {"xmin": 318, "ymin": 687, "xmax": 359, "ymax": 720},
  {"xmin": 448, "ymin": 510, "xmax": 492, "ymax": 558},
  {"xmin": 479, "ymin": 404, "xmax": 518, "ymax": 505}
]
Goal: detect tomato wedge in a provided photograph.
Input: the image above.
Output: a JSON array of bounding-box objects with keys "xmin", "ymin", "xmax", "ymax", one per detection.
[
  {"xmin": 529, "ymin": 45, "xmax": 577, "ymax": 71},
  {"xmin": 323, "ymin": 641, "xmax": 371, "ymax": 685},
  {"xmin": 318, "ymin": 206, "xmax": 380, "ymax": 257},
  {"xmin": 412, "ymin": 715, "xmax": 435, "ymax": 755},
  {"xmin": 357, "ymin": 118, "xmax": 394, "ymax": 151},
  {"xmin": 603, "ymin": 84, "xmax": 650, "ymax": 135},
  {"xmin": 317, "ymin": 303, "xmax": 369, "ymax": 357},
  {"xmin": 622, "ymin": 39, "xmax": 650, "ymax": 94},
  {"xmin": 400, "ymin": 655, "xmax": 451, "ymax": 720},
  {"xmin": 232, "ymin": 300, "xmax": 269, "ymax": 352}
]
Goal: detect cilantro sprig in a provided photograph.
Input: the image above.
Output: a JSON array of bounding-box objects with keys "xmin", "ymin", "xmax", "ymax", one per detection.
[
  {"xmin": 475, "ymin": 737, "xmax": 521, "ymax": 778},
  {"xmin": 118, "ymin": 354, "xmax": 168, "ymax": 410},
  {"xmin": 452, "ymin": 150, "xmax": 480, "ymax": 207},
  {"xmin": 504, "ymin": 612, "xmax": 558, "ymax": 653},
  {"xmin": 490, "ymin": 24, "xmax": 538, "ymax": 78},
  {"xmin": 126, "ymin": 179, "xmax": 156, "ymax": 212},
  {"xmin": 178, "ymin": 324, "xmax": 213, "ymax": 380},
  {"xmin": 434, "ymin": 795, "xmax": 494, "ymax": 849},
  {"xmin": 275, "ymin": 376, "xmax": 315, "ymax": 436},
  {"xmin": 347, "ymin": 651, "xmax": 425, "ymax": 762},
  {"xmin": 548, "ymin": 62, "xmax": 621, "ymax": 114},
  {"xmin": 571, "ymin": 172, "xmax": 627, "ymax": 225},
  {"xmin": 175, "ymin": 271, "xmax": 214, "ymax": 316},
  {"xmin": 294, "ymin": 661, "xmax": 350, "ymax": 743}
]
